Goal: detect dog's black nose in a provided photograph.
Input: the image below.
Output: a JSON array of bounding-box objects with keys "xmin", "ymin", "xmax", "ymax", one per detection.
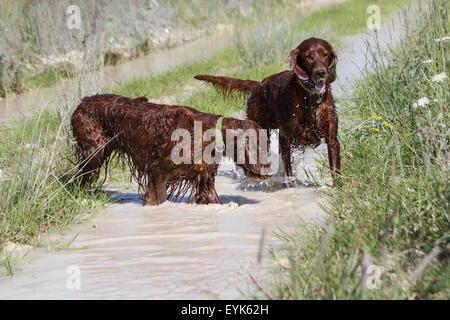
[{"xmin": 315, "ymin": 69, "xmax": 326, "ymax": 78}]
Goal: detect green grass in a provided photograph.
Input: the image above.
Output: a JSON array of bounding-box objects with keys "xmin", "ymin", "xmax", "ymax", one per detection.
[
  {"xmin": 22, "ymin": 63, "xmax": 76, "ymax": 90},
  {"xmin": 112, "ymin": 47, "xmax": 242, "ymax": 103},
  {"xmin": 297, "ymin": 0, "xmax": 410, "ymax": 35},
  {"xmin": 0, "ymin": 109, "xmax": 107, "ymax": 275},
  {"xmin": 256, "ymin": 0, "xmax": 449, "ymax": 299}
]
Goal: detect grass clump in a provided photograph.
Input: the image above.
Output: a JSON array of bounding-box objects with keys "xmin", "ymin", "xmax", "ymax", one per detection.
[
  {"xmin": 0, "ymin": 69, "xmax": 109, "ymax": 274},
  {"xmin": 22, "ymin": 62, "xmax": 77, "ymax": 89},
  {"xmin": 259, "ymin": 0, "xmax": 449, "ymax": 299},
  {"xmin": 0, "ymin": 111, "xmax": 104, "ymax": 248},
  {"xmin": 298, "ymin": 0, "xmax": 410, "ymax": 36}
]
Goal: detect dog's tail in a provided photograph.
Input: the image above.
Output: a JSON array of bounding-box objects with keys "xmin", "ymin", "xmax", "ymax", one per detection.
[{"xmin": 194, "ymin": 75, "xmax": 259, "ymax": 95}]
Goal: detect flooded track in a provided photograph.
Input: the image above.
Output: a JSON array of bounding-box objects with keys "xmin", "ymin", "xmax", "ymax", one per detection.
[{"xmin": 1, "ymin": 172, "xmax": 325, "ymax": 299}]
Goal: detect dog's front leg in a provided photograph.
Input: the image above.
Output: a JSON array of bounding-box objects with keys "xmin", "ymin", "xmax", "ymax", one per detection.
[
  {"xmin": 327, "ymin": 137, "xmax": 341, "ymax": 184},
  {"xmin": 279, "ymin": 135, "xmax": 293, "ymax": 176},
  {"xmin": 145, "ymin": 175, "xmax": 167, "ymax": 205},
  {"xmin": 326, "ymin": 120, "xmax": 341, "ymax": 185}
]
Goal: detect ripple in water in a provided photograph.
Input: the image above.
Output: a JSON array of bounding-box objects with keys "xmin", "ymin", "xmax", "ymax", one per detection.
[{"xmin": 219, "ymin": 165, "xmax": 317, "ymax": 192}]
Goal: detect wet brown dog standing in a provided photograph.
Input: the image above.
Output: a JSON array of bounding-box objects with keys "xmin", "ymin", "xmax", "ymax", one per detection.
[
  {"xmin": 195, "ymin": 38, "xmax": 341, "ymax": 182},
  {"xmin": 71, "ymin": 94, "xmax": 270, "ymax": 205}
]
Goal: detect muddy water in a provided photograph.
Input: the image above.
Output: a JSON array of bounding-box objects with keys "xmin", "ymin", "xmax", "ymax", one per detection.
[
  {"xmin": 1, "ymin": 172, "xmax": 325, "ymax": 299},
  {"xmin": 0, "ymin": 1, "xmax": 407, "ymax": 300}
]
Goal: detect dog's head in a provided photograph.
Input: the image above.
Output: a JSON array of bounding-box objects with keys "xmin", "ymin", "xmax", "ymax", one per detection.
[
  {"xmin": 290, "ymin": 38, "xmax": 337, "ymax": 93},
  {"xmin": 223, "ymin": 120, "xmax": 272, "ymax": 181}
]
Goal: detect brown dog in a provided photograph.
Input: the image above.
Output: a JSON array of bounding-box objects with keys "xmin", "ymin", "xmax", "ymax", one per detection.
[
  {"xmin": 71, "ymin": 94, "xmax": 270, "ymax": 205},
  {"xmin": 195, "ymin": 38, "xmax": 340, "ymax": 182}
]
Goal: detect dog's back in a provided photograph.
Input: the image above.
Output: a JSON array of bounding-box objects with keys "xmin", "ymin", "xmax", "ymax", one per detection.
[
  {"xmin": 73, "ymin": 94, "xmax": 159, "ymax": 132},
  {"xmin": 71, "ymin": 95, "xmax": 164, "ymax": 186}
]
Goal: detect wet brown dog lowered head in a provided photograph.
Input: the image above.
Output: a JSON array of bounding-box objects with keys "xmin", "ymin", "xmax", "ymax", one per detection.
[
  {"xmin": 71, "ymin": 94, "xmax": 271, "ymax": 206},
  {"xmin": 195, "ymin": 38, "xmax": 341, "ymax": 183}
]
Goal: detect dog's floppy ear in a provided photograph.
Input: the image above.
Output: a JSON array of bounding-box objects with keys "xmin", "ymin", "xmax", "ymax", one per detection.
[
  {"xmin": 327, "ymin": 47, "xmax": 338, "ymax": 83},
  {"xmin": 290, "ymin": 47, "xmax": 309, "ymax": 81}
]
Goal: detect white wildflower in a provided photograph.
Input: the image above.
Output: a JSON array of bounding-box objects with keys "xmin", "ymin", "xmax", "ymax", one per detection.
[
  {"xmin": 412, "ymin": 97, "xmax": 430, "ymax": 109},
  {"xmin": 423, "ymin": 59, "xmax": 433, "ymax": 64},
  {"xmin": 434, "ymin": 36, "xmax": 450, "ymax": 42},
  {"xmin": 417, "ymin": 97, "xmax": 430, "ymax": 106},
  {"xmin": 431, "ymin": 72, "xmax": 447, "ymax": 83}
]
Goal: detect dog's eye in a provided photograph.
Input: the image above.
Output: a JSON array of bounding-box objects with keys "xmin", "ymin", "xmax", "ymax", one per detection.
[
  {"xmin": 324, "ymin": 53, "xmax": 328, "ymax": 58},
  {"xmin": 306, "ymin": 55, "xmax": 313, "ymax": 60}
]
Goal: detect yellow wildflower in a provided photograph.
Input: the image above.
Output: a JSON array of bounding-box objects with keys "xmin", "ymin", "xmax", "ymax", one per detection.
[
  {"xmin": 383, "ymin": 121, "xmax": 394, "ymax": 129},
  {"xmin": 372, "ymin": 115, "xmax": 383, "ymax": 120},
  {"xmin": 373, "ymin": 128, "xmax": 380, "ymax": 132}
]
